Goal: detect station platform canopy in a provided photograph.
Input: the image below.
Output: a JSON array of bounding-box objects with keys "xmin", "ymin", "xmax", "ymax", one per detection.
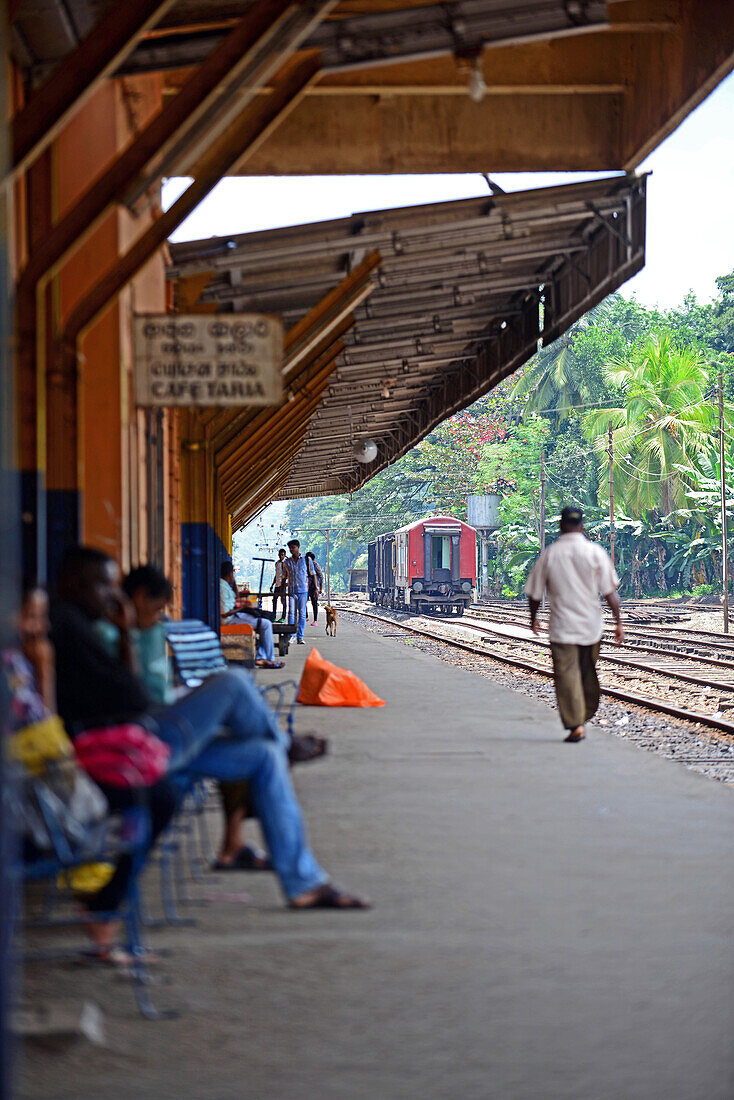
[
  {"xmin": 169, "ymin": 172, "xmax": 646, "ymax": 525},
  {"xmin": 10, "ymin": 2, "xmax": 734, "ymax": 175}
]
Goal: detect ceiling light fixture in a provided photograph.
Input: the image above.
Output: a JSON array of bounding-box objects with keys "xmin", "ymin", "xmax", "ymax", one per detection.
[
  {"xmin": 353, "ymin": 439, "xmax": 378, "ymax": 464},
  {"xmin": 468, "ymin": 58, "xmax": 487, "ymax": 103},
  {"xmin": 348, "ymin": 402, "xmax": 378, "ymax": 464}
]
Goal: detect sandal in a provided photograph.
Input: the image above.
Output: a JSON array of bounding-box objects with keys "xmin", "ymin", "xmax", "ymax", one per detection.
[
  {"xmin": 289, "ymin": 884, "xmax": 371, "ymax": 910},
  {"xmin": 212, "ymin": 845, "xmax": 273, "ymax": 871},
  {"xmin": 82, "ymin": 945, "xmax": 161, "ymax": 969},
  {"xmin": 256, "ymin": 659, "xmax": 285, "ymax": 670},
  {"xmin": 288, "ymin": 734, "xmax": 328, "ymax": 765}
]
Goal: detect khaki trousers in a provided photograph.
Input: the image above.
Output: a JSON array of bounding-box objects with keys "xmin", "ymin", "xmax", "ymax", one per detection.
[{"xmin": 550, "ymin": 642, "xmax": 601, "ymax": 730}]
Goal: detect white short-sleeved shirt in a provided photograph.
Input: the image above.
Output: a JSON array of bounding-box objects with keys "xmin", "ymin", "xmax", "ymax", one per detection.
[
  {"xmin": 220, "ymin": 578, "xmax": 236, "ymax": 615},
  {"xmin": 524, "ymin": 532, "xmax": 619, "ymax": 645}
]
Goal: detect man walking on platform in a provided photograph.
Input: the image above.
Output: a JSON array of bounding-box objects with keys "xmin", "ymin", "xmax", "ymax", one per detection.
[
  {"xmin": 285, "ymin": 539, "xmax": 309, "ymax": 645},
  {"xmin": 524, "ymin": 506, "xmax": 624, "ymax": 743},
  {"xmin": 272, "ymin": 548, "xmax": 287, "ymax": 621}
]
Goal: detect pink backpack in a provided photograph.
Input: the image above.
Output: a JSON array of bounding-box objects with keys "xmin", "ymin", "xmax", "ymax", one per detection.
[{"xmin": 74, "ymin": 724, "xmax": 171, "ymax": 788}]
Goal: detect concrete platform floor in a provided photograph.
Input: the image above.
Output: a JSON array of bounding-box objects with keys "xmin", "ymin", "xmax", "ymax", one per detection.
[{"xmin": 20, "ymin": 616, "xmax": 734, "ymax": 1100}]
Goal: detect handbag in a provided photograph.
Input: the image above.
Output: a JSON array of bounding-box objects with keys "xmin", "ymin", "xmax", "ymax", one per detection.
[
  {"xmin": 7, "ymin": 714, "xmax": 76, "ymax": 777},
  {"xmin": 6, "ymin": 714, "xmax": 109, "ymax": 852},
  {"xmin": 74, "ymin": 723, "xmax": 171, "ymax": 788}
]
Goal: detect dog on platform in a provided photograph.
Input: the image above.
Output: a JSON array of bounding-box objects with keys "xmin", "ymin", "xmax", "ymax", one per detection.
[{"xmin": 325, "ymin": 606, "xmax": 338, "ymax": 637}]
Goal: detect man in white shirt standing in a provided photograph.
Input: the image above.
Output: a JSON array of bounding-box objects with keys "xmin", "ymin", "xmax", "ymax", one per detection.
[
  {"xmin": 524, "ymin": 506, "xmax": 624, "ymax": 743},
  {"xmin": 272, "ymin": 548, "xmax": 287, "ymax": 621}
]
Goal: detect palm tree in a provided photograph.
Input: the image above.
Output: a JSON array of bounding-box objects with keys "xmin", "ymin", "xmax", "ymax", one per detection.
[
  {"xmin": 510, "ymin": 302, "xmax": 611, "ymax": 420},
  {"xmin": 584, "ymin": 333, "xmax": 714, "ymax": 516}
]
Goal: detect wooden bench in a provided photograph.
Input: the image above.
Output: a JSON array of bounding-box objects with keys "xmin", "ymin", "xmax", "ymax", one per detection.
[{"xmin": 220, "ymin": 622, "xmax": 256, "ymax": 664}]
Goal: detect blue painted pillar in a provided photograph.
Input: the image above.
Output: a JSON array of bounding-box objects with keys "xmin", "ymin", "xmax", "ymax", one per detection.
[{"xmin": 180, "ymin": 416, "xmax": 228, "ymax": 628}]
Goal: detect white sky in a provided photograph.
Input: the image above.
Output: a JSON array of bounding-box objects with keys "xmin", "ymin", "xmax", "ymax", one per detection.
[{"xmin": 165, "ymin": 71, "xmax": 734, "ymax": 311}]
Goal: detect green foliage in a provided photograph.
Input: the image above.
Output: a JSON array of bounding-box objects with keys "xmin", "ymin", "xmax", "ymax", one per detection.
[
  {"xmin": 712, "ymin": 272, "xmax": 734, "ymax": 355},
  {"xmin": 285, "ymin": 269, "xmax": 734, "ymax": 600},
  {"xmin": 510, "ymin": 302, "xmax": 623, "ymax": 421},
  {"xmin": 584, "ymin": 332, "xmax": 714, "ymax": 515}
]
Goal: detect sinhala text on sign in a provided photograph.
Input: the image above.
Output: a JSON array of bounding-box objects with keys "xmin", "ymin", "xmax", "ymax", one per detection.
[{"xmin": 134, "ymin": 314, "xmax": 283, "ymax": 407}]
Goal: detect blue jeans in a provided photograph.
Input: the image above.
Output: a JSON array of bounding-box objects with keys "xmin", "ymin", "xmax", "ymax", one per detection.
[
  {"xmin": 229, "ymin": 610, "xmax": 275, "ymax": 662},
  {"xmin": 288, "ymin": 592, "xmax": 308, "ymax": 640},
  {"xmin": 149, "ymin": 671, "xmax": 327, "ymax": 898}
]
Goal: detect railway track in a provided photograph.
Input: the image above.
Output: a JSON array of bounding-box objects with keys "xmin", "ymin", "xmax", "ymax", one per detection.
[
  {"xmin": 333, "ymin": 598, "xmax": 734, "ymax": 743},
  {"xmin": 466, "ymin": 605, "xmax": 734, "ymax": 663}
]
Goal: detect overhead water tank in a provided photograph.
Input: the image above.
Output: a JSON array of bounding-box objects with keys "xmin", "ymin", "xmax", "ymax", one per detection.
[{"xmin": 467, "ymin": 493, "xmax": 501, "ymax": 530}]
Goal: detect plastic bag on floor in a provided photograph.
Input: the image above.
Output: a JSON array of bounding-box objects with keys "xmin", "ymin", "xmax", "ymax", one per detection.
[{"xmin": 297, "ymin": 647, "xmax": 385, "ymax": 707}]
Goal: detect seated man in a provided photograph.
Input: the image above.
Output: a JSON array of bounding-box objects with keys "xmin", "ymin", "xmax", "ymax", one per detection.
[
  {"xmin": 220, "ymin": 561, "xmax": 283, "ymax": 670},
  {"xmin": 120, "ymin": 564, "xmax": 272, "ymax": 872},
  {"xmin": 51, "ymin": 546, "xmax": 368, "ymax": 910}
]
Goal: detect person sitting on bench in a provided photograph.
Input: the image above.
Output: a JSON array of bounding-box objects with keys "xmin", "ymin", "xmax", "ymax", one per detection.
[
  {"xmin": 5, "ymin": 580, "xmax": 176, "ymax": 963},
  {"xmin": 220, "ymin": 561, "xmax": 283, "ymax": 670},
  {"xmin": 119, "ymin": 564, "xmax": 273, "ymax": 873},
  {"xmin": 51, "ymin": 547, "xmax": 368, "ymax": 910},
  {"xmin": 94, "ymin": 564, "xmax": 174, "ymax": 704}
]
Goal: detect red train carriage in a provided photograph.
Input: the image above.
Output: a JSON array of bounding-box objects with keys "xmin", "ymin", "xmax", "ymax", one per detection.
[{"xmin": 367, "ymin": 515, "xmax": 477, "ymax": 615}]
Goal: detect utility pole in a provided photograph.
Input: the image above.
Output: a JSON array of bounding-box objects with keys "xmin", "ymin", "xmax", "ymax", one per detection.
[
  {"xmin": 540, "ymin": 447, "xmax": 546, "ymax": 611},
  {"xmin": 719, "ymin": 370, "xmax": 729, "ymax": 633},
  {"xmin": 326, "ymin": 527, "xmax": 331, "ymax": 604},
  {"xmin": 539, "ymin": 447, "xmax": 546, "ymax": 553},
  {"xmin": 608, "ymin": 422, "xmax": 615, "ymax": 570}
]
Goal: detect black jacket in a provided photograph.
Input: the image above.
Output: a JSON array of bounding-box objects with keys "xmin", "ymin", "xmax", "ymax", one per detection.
[{"xmin": 50, "ymin": 600, "xmax": 151, "ymax": 735}]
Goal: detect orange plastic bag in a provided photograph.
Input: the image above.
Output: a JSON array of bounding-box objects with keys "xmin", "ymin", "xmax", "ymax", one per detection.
[{"xmin": 297, "ymin": 647, "xmax": 385, "ymax": 708}]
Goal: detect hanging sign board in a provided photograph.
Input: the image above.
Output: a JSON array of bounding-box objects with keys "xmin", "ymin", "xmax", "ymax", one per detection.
[{"xmin": 134, "ymin": 314, "xmax": 283, "ymax": 407}]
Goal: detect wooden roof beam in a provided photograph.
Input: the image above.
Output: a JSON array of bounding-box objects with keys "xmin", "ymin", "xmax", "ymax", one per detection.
[
  {"xmin": 222, "ymin": 368, "xmax": 337, "ymax": 506},
  {"xmin": 16, "ymin": 0, "xmax": 315, "ymax": 299},
  {"xmin": 619, "ymin": 0, "xmax": 734, "ymax": 168},
  {"xmin": 231, "ymin": 463, "xmax": 297, "ymax": 530},
  {"xmin": 202, "ymin": 316, "xmax": 353, "ymax": 443},
  {"xmin": 9, "ymin": 0, "xmax": 178, "ymax": 181},
  {"xmin": 58, "ymin": 52, "xmax": 321, "ymax": 403}
]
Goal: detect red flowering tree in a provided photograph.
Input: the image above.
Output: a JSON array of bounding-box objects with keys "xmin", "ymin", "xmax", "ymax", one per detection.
[{"xmin": 416, "ymin": 411, "xmax": 507, "ymax": 515}]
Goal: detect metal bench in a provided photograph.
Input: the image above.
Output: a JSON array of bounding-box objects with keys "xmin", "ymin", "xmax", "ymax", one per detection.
[
  {"xmin": 7, "ymin": 762, "xmax": 170, "ymax": 1020},
  {"xmin": 164, "ymin": 619, "xmax": 299, "ymax": 739},
  {"xmin": 165, "ymin": 619, "xmax": 238, "ymax": 686},
  {"xmin": 231, "ymin": 606, "xmax": 297, "ymax": 657},
  {"xmin": 272, "ymin": 621, "xmax": 297, "ymax": 657}
]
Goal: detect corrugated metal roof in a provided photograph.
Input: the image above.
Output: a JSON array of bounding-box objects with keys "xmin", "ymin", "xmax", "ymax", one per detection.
[
  {"xmin": 12, "ymin": 0, "xmax": 608, "ymax": 78},
  {"xmin": 169, "ymin": 173, "xmax": 646, "ymax": 524}
]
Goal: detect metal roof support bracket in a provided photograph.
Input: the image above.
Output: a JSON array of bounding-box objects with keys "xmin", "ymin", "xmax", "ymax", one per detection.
[{"xmin": 585, "ymin": 200, "xmax": 633, "ymax": 251}]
